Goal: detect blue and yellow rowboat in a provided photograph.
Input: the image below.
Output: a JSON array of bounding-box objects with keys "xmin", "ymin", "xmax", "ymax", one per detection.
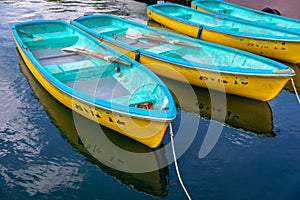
[
  {"xmin": 18, "ymin": 51, "xmax": 169, "ymax": 195},
  {"xmin": 191, "ymin": 0, "xmax": 300, "ymax": 32},
  {"xmin": 147, "ymin": 3, "xmax": 300, "ymax": 63},
  {"xmin": 11, "ymin": 20, "xmax": 176, "ymax": 148},
  {"xmin": 71, "ymin": 14, "xmax": 295, "ymax": 101}
]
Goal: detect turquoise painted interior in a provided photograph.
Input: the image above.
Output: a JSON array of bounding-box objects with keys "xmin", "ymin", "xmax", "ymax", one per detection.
[
  {"xmin": 16, "ymin": 21, "xmax": 170, "ymax": 110},
  {"xmin": 74, "ymin": 15, "xmax": 292, "ymax": 73},
  {"xmin": 150, "ymin": 4, "xmax": 300, "ymax": 38},
  {"xmin": 192, "ymin": 0, "xmax": 300, "ymax": 30}
]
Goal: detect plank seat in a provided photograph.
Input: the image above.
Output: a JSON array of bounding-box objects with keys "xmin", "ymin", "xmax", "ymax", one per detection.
[
  {"xmin": 24, "ymin": 35, "xmax": 79, "ymax": 49},
  {"xmin": 44, "ymin": 60, "xmax": 111, "ymax": 82},
  {"xmin": 44, "ymin": 60, "xmax": 95, "ymax": 74}
]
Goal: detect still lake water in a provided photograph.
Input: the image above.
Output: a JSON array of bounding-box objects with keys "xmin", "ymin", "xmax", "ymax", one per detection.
[{"xmin": 1, "ymin": 0, "xmax": 300, "ymax": 199}]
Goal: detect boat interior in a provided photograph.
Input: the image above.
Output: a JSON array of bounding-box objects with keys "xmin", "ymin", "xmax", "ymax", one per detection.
[
  {"xmin": 17, "ymin": 23, "xmax": 166, "ymax": 109},
  {"xmin": 75, "ymin": 16, "xmax": 282, "ymax": 71},
  {"xmin": 151, "ymin": 4, "xmax": 298, "ymax": 37},
  {"xmin": 194, "ymin": 0, "xmax": 300, "ymax": 29}
]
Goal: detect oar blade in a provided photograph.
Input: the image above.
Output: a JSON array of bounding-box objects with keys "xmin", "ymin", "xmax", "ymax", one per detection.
[
  {"xmin": 125, "ymin": 28, "xmax": 143, "ymax": 40},
  {"xmin": 61, "ymin": 46, "xmax": 83, "ymax": 53}
]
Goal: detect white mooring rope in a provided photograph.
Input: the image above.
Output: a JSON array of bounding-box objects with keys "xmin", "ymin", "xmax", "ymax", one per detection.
[
  {"xmin": 291, "ymin": 78, "xmax": 300, "ymax": 104},
  {"xmin": 169, "ymin": 123, "xmax": 192, "ymax": 200}
]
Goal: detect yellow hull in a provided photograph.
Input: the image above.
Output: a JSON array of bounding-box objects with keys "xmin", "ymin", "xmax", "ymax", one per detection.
[
  {"xmin": 283, "ymin": 62, "xmax": 300, "ymax": 92},
  {"xmin": 19, "ymin": 54, "xmax": 169, "ymax": 196},
  {"xmin": 147, "ymin": 9, "xmax": 300, "ymax": 64},
  {"xmin": 162, "ymin": 78, "xmax": 273, "ymax": 135},
  {"xmin": 15, "ymin": 42, "xmax": 169, "ymax": 148},
  {"xmin": 93, "ymin": 38, "xmax": 290, "ymax": 101}
]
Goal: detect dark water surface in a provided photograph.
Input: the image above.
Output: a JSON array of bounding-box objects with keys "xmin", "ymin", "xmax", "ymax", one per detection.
[{"xmin": 1, "ymin": 0, "xmax": 300, "ymax": 199}]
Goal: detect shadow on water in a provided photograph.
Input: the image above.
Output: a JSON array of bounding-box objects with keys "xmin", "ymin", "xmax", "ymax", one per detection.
[
  {"xmin": 161, "ymin": 77, "xmax": 275, "ymax": 137},
  {"xmin": 147, "ymin": 19, "xmax": 276, "ymax": 137},
  {"xmin": 17, "ymin": 49, "xmax": 169, "ymax": 198}
]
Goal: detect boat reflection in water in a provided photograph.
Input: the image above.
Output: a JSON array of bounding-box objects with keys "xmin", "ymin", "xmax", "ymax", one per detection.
[
  {"xmin": 17, "ymin": 50, "xmax": 169, "ymax": 197},
  {"xmin": 147, "ymin": 20, "xmax": 274, "ymax": 136},
  {"xmin": 162, "ymin": 77, "xmax": 274, "ymax": 136}
]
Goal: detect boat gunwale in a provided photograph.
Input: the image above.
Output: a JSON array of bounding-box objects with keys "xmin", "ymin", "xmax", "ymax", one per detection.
[
  {"xmin": 71, "ymin": 14, "xmax": 295, "ymax": 77},
  {"xmin": 191, "ymin": 0, "xmax": 300, "ymax": 25},
  {"xmin": 11, "ymin": 19, "xmax": 176, "ymax": 122},
  {"xmin": 147, "ymin": 3, "xmax": 300, "ymax": 41}
]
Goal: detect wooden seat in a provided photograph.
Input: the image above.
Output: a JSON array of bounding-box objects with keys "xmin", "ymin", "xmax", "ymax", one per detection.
[
  {"xmin": 24, "ymin": 35, "xmax": 79, "ymax": 49},
  {"xmin": 44, "ymin": 59, "xmax": 112, "ymax": 82}
]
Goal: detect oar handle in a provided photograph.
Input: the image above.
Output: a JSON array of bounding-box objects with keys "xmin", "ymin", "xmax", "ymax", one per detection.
[
  {"xmin": 175, "ymin": 40, "xmax": 201, "ymax": 48},
  {"xmin": 71, "ymin": 47, "xmax": 132, "ymax": 66},
  {"xmin": 106, "ymin": 56, "xmax": 133, "ymax": 66},
  {"xmin": 17, "ymin": 29, "xmax": 34, "ymax": 38},
  {"xmin": 81, "ymin": 49, "xmax": 132, "ymax": 66}
]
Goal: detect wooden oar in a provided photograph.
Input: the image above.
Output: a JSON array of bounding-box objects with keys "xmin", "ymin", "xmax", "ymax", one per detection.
[
  {"xmin": 62, "ymin": 46, "xmax": 132, "ymax": 66},
  {"xmin": 126, "ymin": 28, "xmax": 201, "ymax": 48},
  {"xmin": 17, "ymin": 29, "xmax": 34, "ymax": 38}
]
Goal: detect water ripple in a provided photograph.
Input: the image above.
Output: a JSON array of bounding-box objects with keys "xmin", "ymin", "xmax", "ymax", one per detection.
[
  {"xmin": 225, "ymin": 130, "xmax": 255, "ymax": 147},
  {"xmin": 0, "ymin": 160, "xmax": 83, "ymax": 196},
  {"xmin": 2, "ymin": 0, "xmax": 129, "ymax": 22}
]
